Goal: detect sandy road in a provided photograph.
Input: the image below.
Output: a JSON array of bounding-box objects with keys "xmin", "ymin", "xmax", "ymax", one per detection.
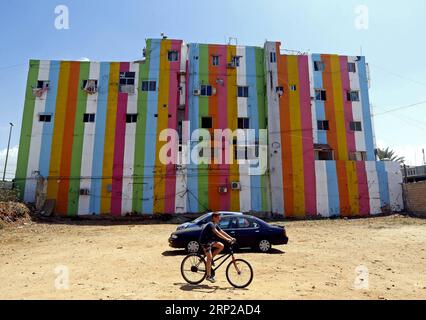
[{"xmin": 0, "ymin": 215, "xmax": 425, "ymax": 300}]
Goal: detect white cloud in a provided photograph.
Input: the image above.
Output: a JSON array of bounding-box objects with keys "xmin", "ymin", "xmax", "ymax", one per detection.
[{"xmin": 0, "ymin": 145, "xmax": 18, "ymax": 181}]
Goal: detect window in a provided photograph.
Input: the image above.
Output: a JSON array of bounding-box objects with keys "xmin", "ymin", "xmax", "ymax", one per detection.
[
  {"xmin": 317, "ymin": 120, "xmax": 330, "ymax": 131},
  {"xmin": 315, "ymin": 89, "xmax": 327, "ymax": 101},
  {"xmin": 37, "ymin": 80, "xmax": 50, "ymax": 89},
  {"xmin": 168, "ymin": 50, "xmax": 179, "ymax": 62},
  {"xmin": 126, "ymin": 114, "xmax": 138, "ymax": 123},
  {"xmin": 141, "ymin": 81, "xmax": 157, "ymax": 91},
  {"xmin": 119, "ymin": 72, "xmax": 135, "ymax": 86},
  {"xmin": 218, "ymin": 217, "xmax": 232, "ymax": 229},
  {"xmin": 349, "ymin": 151, "xmax": 367, "ymax": 161},
  {"xmin": 237, "ymin": 86, "xmax": 249, "ymax": 98},
  {"xmin": 276, "ymin": 86, "xmax": 284, "ymax": 94},
  {"xmin": 238, "ymin": 118, "xmax": 250, "ymax": 129},
  {"xmin": 231, "ymin": 56, "xmax": 241, "ymax": 67},
  {"xmin": 39, "ymin": 114, "xmax": 52, "ymax": 122},
  {"xmin": 200, "ymin": 85, "xmax": 213, "ymax": 96},
  {"xmin": 348, "ymin": 62, "xmax": 357, "ymax": 73},
  {"xmin": 314, "ymin": 61, "xmax": 325, "ymax": 71},
  {"xmin": 289, "ymin": 84, "xmax": 297, "ymax": 91},
  {"xmin": 83, "ymin": 113, "xmax": 95, "ymax": 123},
  {"xmin": 347, "ymin": 91, "xmax": 360, "ymax": 102},
  {"xmin": 82, "ymin": 80, "xmax": 98, "ymax": 93},
  {"xmin": 350, "ymin": 121, "xmax": 362, "ymax": 131},
  {"xmin": 212, "ymin": 55, "xmax": 220, "ymax": 66},
  {"xmin": 314, "ymin": 144, "xmax": 334, "ymax": 160},
  {"xmin": 201, "ymin": 117, "xmax": 212, "ymax": 129},
  {"xmin": 270, "ymin": 52, "xmax": 276, "ymax": 63},
  {"xmin": 230, "ymin": 217, "xmax": 254, "ymax": 229}
]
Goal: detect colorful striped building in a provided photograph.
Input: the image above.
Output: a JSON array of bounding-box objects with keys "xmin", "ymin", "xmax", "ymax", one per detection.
[{"xmin": 14, "ymin": 38, "xmax": 403, "ymax": 217}]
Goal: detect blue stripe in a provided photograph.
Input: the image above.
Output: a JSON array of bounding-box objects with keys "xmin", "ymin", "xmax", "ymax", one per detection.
[
  {"xmin": 89, "ymin": 62, "xmax": 110, "ymax": 215},
  {"xmin": 358, "ymin": 57, "xmax": 375, "ymax": 161},
  {"xmin": 326, "ymin": 161, "xmax": 340, "ymax": 216},
  {"xmin": 246, "ymin": 47, "xmax": 262, "ymax": 212},
  {"xmin": 186, "ymin": 43, "xmax": 200, "ymax": 213},
  {"xmin": 39, "ymin": 61, "xmax": 60, "ymax": 177},
  {"xmin": 312, "ymin": 54, "xmax": 327, "ymax": 144},
  {"xmin": 375, "ymin": 161, "xmax": 390, "ymax": 208},
  {"xmin": 141, "ymin": 40, "xmax": 161, "ymax": 214}
]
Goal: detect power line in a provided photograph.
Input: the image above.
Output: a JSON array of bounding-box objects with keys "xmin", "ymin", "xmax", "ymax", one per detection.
[
  {"xmin": 373, "ymin": 100, "xmax": 426, "ymax": 116},
  {"xmin": 369, "ymin": 64, "xmax": 426, "ymax": 88}
]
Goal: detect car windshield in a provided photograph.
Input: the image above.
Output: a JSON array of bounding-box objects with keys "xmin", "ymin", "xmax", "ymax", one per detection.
[{"xmin": 193, "ymin": 213, "xmax": 211, "ymax": 223}]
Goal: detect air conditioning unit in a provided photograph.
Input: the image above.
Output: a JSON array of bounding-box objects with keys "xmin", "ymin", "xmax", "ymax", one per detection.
[
  {"xmin": 218, "ymin": 186, "xmax": 228, "ymax": 194},
  {"xmin": 79, "ymin": 189, "xmax": 90, "ymax": 196},
  {"xmin": 231, "ymin": 182, "xmax": 241, "ymax": 190},
  {"xmin": 193, "ymin": 89, "xmax": 201, "ymax": 96},
  {"xmin": 212, "ymin": 88, "xmax": 217, "ymax": 95},
  {"xmin": 119, "ymin": 85, "xmax": 135, "ymax": 95}
]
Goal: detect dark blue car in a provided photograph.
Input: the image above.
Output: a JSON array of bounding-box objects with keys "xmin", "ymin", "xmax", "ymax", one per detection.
[{"xmin": 169, "ymin": 214, "xmax": 288, "ymax": 253}]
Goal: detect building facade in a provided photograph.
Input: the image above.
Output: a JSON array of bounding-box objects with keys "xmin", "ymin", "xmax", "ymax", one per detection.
[{"xmin": 15, "ymin": 38, "xmax": 403, "ymax": 217}]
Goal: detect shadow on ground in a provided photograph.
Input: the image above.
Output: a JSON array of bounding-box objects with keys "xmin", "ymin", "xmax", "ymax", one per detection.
[
  {"xmin": 162, "ymin": 248, "xmax": 285, "ymax": 257},
  {"xmin": 175, "ymin": 283, "xmax": 249, "ymax": 293}
]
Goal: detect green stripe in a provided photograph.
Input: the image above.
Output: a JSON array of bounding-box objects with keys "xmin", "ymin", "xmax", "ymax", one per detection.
[
  {"xmin": 132, "ymin": 40, "xmax": 151, "ymax": 213},
  {"xmin": 255, "ymin": 48, "xmax": 270, "ymax": 212},
  {"xmin": 198, "ymin": 45, "xmax": 209, "ymax": 212},
  {"xmin": 67, "ymin": 62, "xmax": 90, "ymax": 216},
  {"xmin": 15, "ymin": 60, "xmax": 40, "ymax": 199}
]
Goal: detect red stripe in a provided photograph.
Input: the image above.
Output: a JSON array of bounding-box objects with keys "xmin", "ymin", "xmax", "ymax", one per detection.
[
  {"xmin": 356, "ymin": 161, "xmax": 370, "ymax": 216},
  {"xmin": 298, "ymin": 56, "xmax": 317, "ymax": 216},
  {"xmin": 110, "ymin": 62, "xmax": 130, "ymax": 216},
  {"xmin": 164, "ymin": 40, "xmax": 182, "ymax": 214}
]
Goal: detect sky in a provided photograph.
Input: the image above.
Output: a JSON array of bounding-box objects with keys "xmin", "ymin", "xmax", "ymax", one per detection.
[{"xmin": 1, "ymin": 0, "xmax": 426, "ymax": 179}]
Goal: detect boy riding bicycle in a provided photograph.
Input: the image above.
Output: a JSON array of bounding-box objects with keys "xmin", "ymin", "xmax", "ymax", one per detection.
[{"xmin": 199, "ymin": 212, "xmax": 236, "ymax": 283}]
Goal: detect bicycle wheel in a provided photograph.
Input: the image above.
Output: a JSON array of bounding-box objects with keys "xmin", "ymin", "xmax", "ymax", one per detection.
[
  {"xmin": 181, "ymin": 254, "xmax": 207, "ymax": 285},
  {"xmin": 226, "ymin": 259, "xmax": 253, "ymax": 288}
]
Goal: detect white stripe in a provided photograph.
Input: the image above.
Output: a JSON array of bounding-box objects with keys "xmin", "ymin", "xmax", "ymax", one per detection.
[
  {"xmin": 308, "ymin": 55, "xmax": 318, "ymax": 144},
  {"xmin": 24, "ymin": 60, "xmax": 50, "ymax": 202},
  {"xmin": 315, "ymin": 161, "xmax": 329, "ymax": 217},
  {"xmin": 349, "ymin": 57, "xmax": 366, "ymax": 152},
  {"xmin": 384, "ymin": 161, "xmax": 404, "ymax": 212},
  {"xmin": 121, "ymin": 63, "xmax": 139, "ymax": 215},
  {"xmin": 236, "ymin": 46, "xmax": 251, "ymax": 212},
  {"xmin": 365, "ymin": 161, "xmax": 381, "ymax": 215},
  {"xmin": 265, "ymin": 42, "xmax": 284, "ymax": 215},
  {"xmin": 78, "ymin": 62, "xmax": 100, "ymax": 215}
]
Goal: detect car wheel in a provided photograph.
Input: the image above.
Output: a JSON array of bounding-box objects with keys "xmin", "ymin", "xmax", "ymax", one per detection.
[
  {"xmin": 258, "ymin": 239, "xmax": 271, "ymax": 253},
  {"xmin": 186, "ymin": 241, "xmax": 200, "ymax": 254}
]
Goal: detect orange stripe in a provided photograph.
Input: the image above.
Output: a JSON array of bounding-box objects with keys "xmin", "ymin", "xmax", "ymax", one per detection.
[
  {"xmin": 278, "ymin": 54, "xmax": 294, "ymax": 216},
  {"xmin": 56, "ymin": 62, "xmax": 80, "ymax": 215}
]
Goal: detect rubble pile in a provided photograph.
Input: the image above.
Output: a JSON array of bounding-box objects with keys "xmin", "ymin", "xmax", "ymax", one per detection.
[{"xmin": 0, "ymin": 202, "xmax": 31, "ymax": 224}]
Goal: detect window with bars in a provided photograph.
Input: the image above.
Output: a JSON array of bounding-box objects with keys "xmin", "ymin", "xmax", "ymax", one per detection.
[
  {"xmin": 126, "ymin": 114, "xmax": 138, "ymax": 123},
  {"xmin": 317, "ymin": 120, "xmax": 330, "ymax": 131},
  {"xmin": 237, "ymin": 86, "xmax": 249, "ymax": 98},
  {"xmin": 39, "ymin": 114, "xmax": 52, "ymax": 122},
  {"xmin": 200, "ymin": 85, "xmax": 213, "ymax": 97},
  {"xmin": 348, "ymin": 62, "xmax": 357, "ymax": 73},
  {"xmin": 212, "ymin": 55, "xmax": 220, "ymax": 66},
  {"xmin": 83, "ymin": 113, "xmax": 95, "ymax": 123},
  {"xmin": 168, "ymin": 50, "xmax": 179, "ymax": 62},
  {"xmin": 314, "ymin": 61, "xmax": 325, "ymax": 71},
  {"xmin": 201, "ymin": 117, "xmax": 212, "ymax": 129},
  {"xmin": 141, "ymin": 81, "xmax": 157, "ymax": 91},
  {"xmin": 238, "ymin": 118, "xmax": 250, "ymax": 129},
  {"xmin": 350, "ymin": 121, "xmax": 362, "ymax": 131},
  {"xmin": 270, "ymin": 52, "xmax": 276, "ymax": 63},
  {"xmin": 315, "ymin": 89, "xmax": 327, "ymax": 101},
  {"xmin": 347, "ymin": 91, "xmax": 360, "ymax": 102}
]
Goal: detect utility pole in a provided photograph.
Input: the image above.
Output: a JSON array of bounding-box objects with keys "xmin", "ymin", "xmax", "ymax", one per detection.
[
  {"xmin": 2, "ymin": 122, "xmax": 14, "ymax": 181},
  {"xmin": 422, "ymin": 148, "xmax": 425, "ymax": 166}
]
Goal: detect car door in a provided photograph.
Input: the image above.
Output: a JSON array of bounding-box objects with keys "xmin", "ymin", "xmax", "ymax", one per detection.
[{"xmin": 227, "ymin": 217, "xmax": 260, "ymax": 248}]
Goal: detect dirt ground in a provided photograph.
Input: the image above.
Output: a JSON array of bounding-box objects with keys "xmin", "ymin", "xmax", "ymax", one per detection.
[{"xmin": 0, "ymin": 215, "xmax": 425, "ymax": 300}]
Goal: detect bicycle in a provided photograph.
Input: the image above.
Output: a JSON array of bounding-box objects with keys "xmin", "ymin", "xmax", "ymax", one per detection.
[{"xmin": 180, "ymin": 242, "xmax": 254, "ymax": 288}]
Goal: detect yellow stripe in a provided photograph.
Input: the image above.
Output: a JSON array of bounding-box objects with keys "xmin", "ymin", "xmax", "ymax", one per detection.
[
  {"xmin": 287, "ymin": 56, "xmax": 305, "ymax": 216},
  {"xmin": 47, "ymin": 62, "xmax": 70, "ymax": 200},
  {"xmin": 153, "ymin": 40, "xmax": 171, "ymax": 214},
  {"xmin": 100, "ymin": 62, "xmax": 120, "ymax": 214},
  {"xmin": 346, "ymin": 161, "xmax": 360, "ymax": 215},
  {"xmin": 330, "ymin": 55, "xmax": 348, "ymax": 160},
  {"xmin": 227, "ymin": 45, "xmax": 240, "ymax": 212}
]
